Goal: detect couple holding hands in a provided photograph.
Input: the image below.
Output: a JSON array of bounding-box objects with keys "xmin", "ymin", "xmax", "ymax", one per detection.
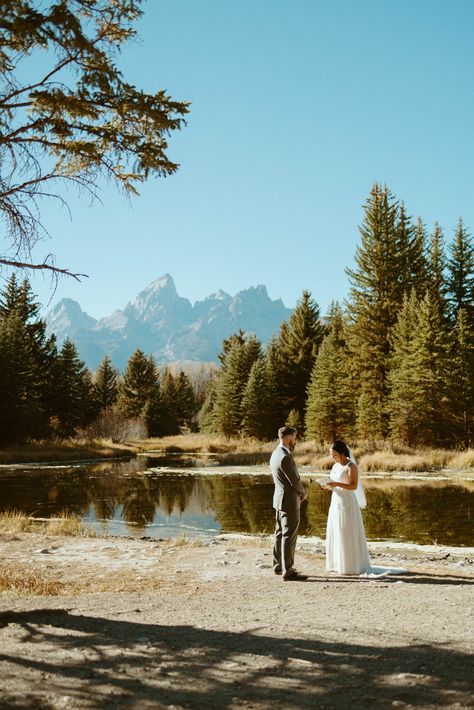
[{"xmin": 271, "ymin": 426, "xmax": 371, "ymax": 581}]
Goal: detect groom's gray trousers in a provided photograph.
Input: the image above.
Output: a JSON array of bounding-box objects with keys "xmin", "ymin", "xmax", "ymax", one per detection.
[
  {"xmin": 270, "ymin": 446, "xmax": 305, "ymax": 575},
  {"xmin": 272, "ymin": 506, "xmax": 300, "ymax": 574}
]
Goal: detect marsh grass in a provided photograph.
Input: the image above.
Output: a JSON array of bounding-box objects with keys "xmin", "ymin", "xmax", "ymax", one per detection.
[
  {"xmin": 134, "ymin": 434, "xmax": 474, "ymax": 472},
  {"xmin": 0, "ymin": 511, "xmax": 98, "ymax": 537},
  {"xmin": 163, "ymin": 535, "xmax": 205, "ymax": 548},
  {"xmin": 0, "ymin": 438, "xmax": 134, "ymax": 465},
  {"xmin": 0, "ymin": 563, "xmax": 63, "ymax": 596}
]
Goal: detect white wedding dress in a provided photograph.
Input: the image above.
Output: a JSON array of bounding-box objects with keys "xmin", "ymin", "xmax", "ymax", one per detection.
[{"xmin": 325, "ymin": 461, "xmax": 371, "ymax": 575}]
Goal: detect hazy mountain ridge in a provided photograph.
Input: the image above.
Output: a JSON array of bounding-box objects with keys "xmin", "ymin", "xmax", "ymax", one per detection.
[{"xmin": 46, "ymin": 274, "xmax": 292, "ymax": 370}]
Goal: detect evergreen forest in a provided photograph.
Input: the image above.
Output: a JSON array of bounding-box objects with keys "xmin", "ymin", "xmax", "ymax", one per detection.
[{"xmin": 1, "ymin": 183, "xmax": 473, "ymax": 448}]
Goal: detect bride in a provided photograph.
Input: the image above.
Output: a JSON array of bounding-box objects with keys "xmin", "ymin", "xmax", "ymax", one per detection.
[{"xmin": 324, "ymin": 440, "xmax": 371, "ymax": 575}]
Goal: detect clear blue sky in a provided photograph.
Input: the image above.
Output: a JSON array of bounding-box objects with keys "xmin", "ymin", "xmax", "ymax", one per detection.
[{"xmin": 23, "ymin": 0, "xmax": 474, "ymax": 318}]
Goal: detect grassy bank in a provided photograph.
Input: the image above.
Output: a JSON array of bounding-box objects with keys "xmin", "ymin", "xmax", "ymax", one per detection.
[
  {"xmin": 1, "ymin": 433, "xmax": 474, "ymax": 472},
  {"xmin": 0, "ymin": 439, "xmax": 136, "ymax": 465},
  {"xmin": 0, "ymin": 510, "xmax": 98, "ymax": 537},
  {"xmin": 0, "ymin": 512, "xmax": 96, "ymax": 595},
  {"xmin": 133, "ymin": 433, "xmax": 474, "ymax": 472}
]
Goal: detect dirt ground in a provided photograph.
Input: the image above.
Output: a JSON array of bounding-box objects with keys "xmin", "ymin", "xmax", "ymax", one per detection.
[{"xmin": 0, "ymin": 533, "xmax": 473, "ymax": 710}]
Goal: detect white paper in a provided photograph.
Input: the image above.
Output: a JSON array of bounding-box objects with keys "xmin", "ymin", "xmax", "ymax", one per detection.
[{"xmin": 317, "ymin": 476, "xmax": 332, "ymax": 488}]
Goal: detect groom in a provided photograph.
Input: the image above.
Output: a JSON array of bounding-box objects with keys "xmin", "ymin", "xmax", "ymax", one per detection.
[{"xmin": 270, "ymin": 426, "xmax": 308, "ymax": 581}]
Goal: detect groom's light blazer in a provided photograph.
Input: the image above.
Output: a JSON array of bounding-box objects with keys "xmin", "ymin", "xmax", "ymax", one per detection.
[{"xmin": 270, "ymin": 445, "xmax": 305, "ymax": 513}]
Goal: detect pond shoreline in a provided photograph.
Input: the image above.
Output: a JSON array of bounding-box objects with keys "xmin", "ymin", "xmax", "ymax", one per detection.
[
  {"xmin": 2, "ymin": 434, "xmax": 474, "ymax": 476},
  {"xmin": 1, "ymin": 459, "xmax": 473, "ymax": 546}
]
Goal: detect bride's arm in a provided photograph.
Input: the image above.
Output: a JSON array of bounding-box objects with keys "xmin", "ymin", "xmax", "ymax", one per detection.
[{"xmin": 326, "ymin": 462, "xmax": 358, "ymax": 490}]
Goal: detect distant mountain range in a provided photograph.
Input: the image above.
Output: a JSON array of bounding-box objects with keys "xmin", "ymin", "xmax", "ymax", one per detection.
[{"xmin": 45, "ymin": 274, "xmax": 292, "ymax": 370}]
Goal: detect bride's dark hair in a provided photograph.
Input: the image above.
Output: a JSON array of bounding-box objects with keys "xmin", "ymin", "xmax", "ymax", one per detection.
[{"xmin": 330, "ymin": 440, "xmax": 350, "ymax": 457}]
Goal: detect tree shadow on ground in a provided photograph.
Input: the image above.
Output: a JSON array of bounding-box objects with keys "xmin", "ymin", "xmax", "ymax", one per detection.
[{"xmin": 0, "ymin": 608, "xmax": 473, "ymax": 709}]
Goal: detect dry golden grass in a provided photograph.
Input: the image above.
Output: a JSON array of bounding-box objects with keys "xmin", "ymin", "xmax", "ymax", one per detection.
[
  {"xmin": 0, "ymin": 438, "xmax": 134, "ymax": 464},
  {"xmin": 449, "ymin": 449, "xmax": 474, "ymax": 469},
  {"xmin": 0, "ymin": 563, "xmax": 63, "ymax": 596},
  {"xmin": 162, "ymin": 535, "xmax": 205, "ymax": 548},
  {"xmin": 133, "ymin": 434, "xmax": 474, "ymax": 473},
  {"xmin": 359, "ymin": 450, "xmax": 452, "ymax": 472},
  {"xmin": 133, "ymin": 433, "xmax": 274, "ymax": 455},
  {"xmin": 0, "ymin": 511, "xmax": 98, "ymax": 537}
]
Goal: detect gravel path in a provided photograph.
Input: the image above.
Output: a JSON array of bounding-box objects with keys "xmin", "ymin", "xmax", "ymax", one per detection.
[{"xmin": 0, "ymin": 533, "xmax": 473, "ymax": 709}]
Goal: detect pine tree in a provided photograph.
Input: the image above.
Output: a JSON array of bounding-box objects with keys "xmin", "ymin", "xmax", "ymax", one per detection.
[
  {"xmin": 275, "ymin": 290, "xmax": 324, "ymax": 425},
  {"xmin": 241, "ymin": 357, "xmax": 274, "ymax": 440},
  {"xmin": 117, "ymin": 349, "xmax": 158, "ymax": 418},
  {"xmin": 285, "ymin": 409, "xmax": 303, "ymax": 431},
  {"xmin": 346, "ymin": 183, "xmax": 406, "ymax": 437},
  {"xmin": 409, "ymin": 217, "xmax": 429, "ymax": 295},
  {"xmin": 93, "ymin": 355, "xmax": 119, "ymax": 412},
  {"xmin": 388, "ymin": 292, "xmax": 451, "ymax": 446},
  {"xmin": 0, "ymin": 276, "xmax": 57, "ymax": 441},
  {"xmin": 160, "ymin": 368, "xmax": 180, "ymax": 435},
  {"xmin": 143, "ymin": 384, "xmax": 164, "ymax": 437},
  {"xmin": 450, "ymin": 309, "xmax": 474, "ymax": 447},
  {"xmin": 427, "ymin": 222, "xmax": 449, "ymax": 318},
  {"xmin": 53, "ymin": 339, "xmax": 94, "ymax": 436},
  {"xmin": 218, "ymin": 330, "xmax": 247, "ymax": 368},
  {"xmin": 198, "ymin": 379, "xmax": 219, "ymax": 433},
  {"xmin": 213, "ymin": 335, "xmax": 261, "ymax": 437},
  {"xmin": 174, "ymin": 370, "xmax": 197, "ymax": 429},
  {"xmin": 386, "ymin": 292, "xmax": 420, "ymax": 445},
  {"xmin": 0, "ymin": 314, "xmax": 39, "ymax": 441},
  {"xmin": 355, "ymin": 392, "xmax": 384, "ymax": 441},
  {"xmin": 264, "ymin": 336, "xmax": 286, "ymax": 433},
  {"xmin": 447, "ymin": 219, "xmax": 474, "ymax": 324},
  {"xmin": 305, "ymin": 305, "xmax": 354, "ymax": 442}
]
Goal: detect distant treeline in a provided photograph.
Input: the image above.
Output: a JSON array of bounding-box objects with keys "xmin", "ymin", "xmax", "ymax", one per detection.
[
  {"xmin": 1, "ymin": 182, "xmax": 473, "ymax": 447},
  {"xmin": 0, "ymin": 275, "xmax": 208, "ymax": 443},
  {"xmin": 201, "ymin": 183, "xmax": 474, "ymax": 448}
]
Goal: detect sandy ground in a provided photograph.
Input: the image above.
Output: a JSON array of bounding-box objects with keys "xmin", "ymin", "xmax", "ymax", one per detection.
[{"xmin": 0, "ymin": 533, "xmax": 473, "ymax": 710}]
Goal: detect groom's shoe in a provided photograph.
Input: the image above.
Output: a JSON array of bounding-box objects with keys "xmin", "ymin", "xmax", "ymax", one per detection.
[
  {"xmin": 273, "ymin": 567, "xmax": 282, "ymax": 575},
  {"xmin": 283, "ymin": 569, "xmax": 308, "ymax": 581}
]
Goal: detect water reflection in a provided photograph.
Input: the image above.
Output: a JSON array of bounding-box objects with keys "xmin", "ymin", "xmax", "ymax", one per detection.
[{"xmin": 0, "ymin": 457, "xmax": 472, "ymax": 545}]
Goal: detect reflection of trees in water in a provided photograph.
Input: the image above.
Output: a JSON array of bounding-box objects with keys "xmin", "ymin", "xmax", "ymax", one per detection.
[
  {"xmin": 301, "ymin": 484, "xmax": 330, "ymax": 536},
  {"xmin": 204, "ymin": 476, "xmax": 274, "ymax": 534},
  {"xmin": 121, "ymin": 478, "xmax": 157, "ymax": 526},
  {"xmin": 0, "ymin": 463, "xmax": 472, "ymax": 545},
  {"xmin": 155, "ymin": 475, "xmax": 195, "ymax": 517},
  {"xmin": 302, "ymin": 481, "xmax": 474, "ymax": 545},
  {"xmin": 364, "ymin": 482, "xmax": 473, "ymax": 545}
]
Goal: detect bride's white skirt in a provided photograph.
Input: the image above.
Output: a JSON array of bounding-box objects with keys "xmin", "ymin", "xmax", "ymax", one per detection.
[{"xmin": 325, "ymin": 489, "xmax": 371, "ymax": 575}]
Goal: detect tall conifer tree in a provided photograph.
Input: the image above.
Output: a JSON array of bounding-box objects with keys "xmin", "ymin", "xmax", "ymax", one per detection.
[
  {"xmin": 198, "ymin": 380, "xmax": 218, "ymax": 433},
  {"xmin": 388, "ymin": 292, "xmax": 451, "ymax": 446},
  {"xmin": 93, "ymin": 355, "xmax": 119, "ymax": 412},
  {"xmin": 241, "ymin": 357, "xmax": 274, "ymax": 440},
  {"xmin": 275, "ymin": 290, "xmax": 324, "ymax": 425},
  {"xmin": 305, "ymin": 304, "xmax": 354, "ymax": 442},
  {"xmin": 447, "ymin": 219, "xmax": 474, "ymax": 324},
  {"xmin": 346, "ymin": 183, "xmax": 404, "ymax": 436},
  {"xmin": 427, "ymin": 223, "xmax": 449, "ymax": 318},
  {"xmin": 213, "ymin": 335, "xmax": 261, "ymax": 437},
  {"xmin": 174, "ymin": 370, "xmax": 197, "ymax": 429},
  {"xmin": 160, "ymin": 368, "xmax": 180, "ymax": 435},
  {"xmin": 450, "ymin": 309, "xmax": 474, "ymax": 447},
  {"xmin": 53, "ymin": 339, "xmax": 94, "ymax": 436},
  {"xmin": 0, "ymin": 276, "xmax": 57, "ymax": 440},
  {"xmin": 117, "ymin": 349, "xmax": 158, "ymax": 418}
]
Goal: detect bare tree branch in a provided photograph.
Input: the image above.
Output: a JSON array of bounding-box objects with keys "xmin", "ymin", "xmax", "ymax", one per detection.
[
  {"xmin": 0, "ymin": 257, "xmax": 88, "ymax": 280},
  {"xmin": 0, "ymin": 0, "xmax": 189, "ymax": 281}
]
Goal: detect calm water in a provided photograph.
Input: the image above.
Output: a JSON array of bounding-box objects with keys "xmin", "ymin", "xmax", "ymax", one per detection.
[{"xmin": 0, "ymin": 455, "xmax": 472, "ymax": 546}]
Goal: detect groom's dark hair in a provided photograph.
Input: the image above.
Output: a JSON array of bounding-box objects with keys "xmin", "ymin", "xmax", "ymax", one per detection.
[{"xmin": 278, "ymin": 426, "xmax": 297, "ymax": 439}]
